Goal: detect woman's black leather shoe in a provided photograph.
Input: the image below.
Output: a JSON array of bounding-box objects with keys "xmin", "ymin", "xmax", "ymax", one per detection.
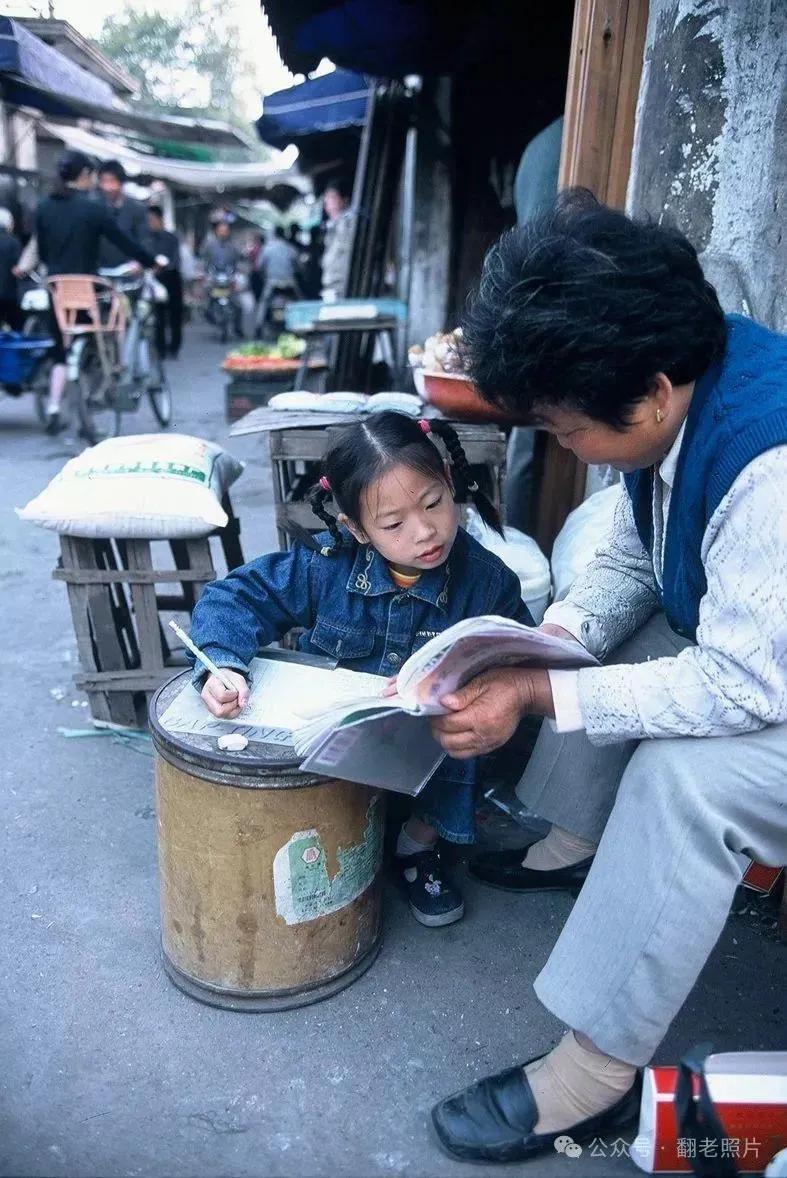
[
  {"xmin": 431, "ymin": 1056, "xmax": 642, "ymax": 1163},
  {"xmin": 468, "ymin": 846, "xmax": 594, "ymax": 892}
]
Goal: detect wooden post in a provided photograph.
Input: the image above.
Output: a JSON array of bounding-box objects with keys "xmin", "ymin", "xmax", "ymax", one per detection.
[{"xmin": 536, "ymin": 0, "xmax": 649, "ymax": 553}]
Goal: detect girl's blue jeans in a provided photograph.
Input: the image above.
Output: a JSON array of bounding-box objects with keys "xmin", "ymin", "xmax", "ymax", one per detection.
[{"xmin": 412, "ymin": 755, "xmax": 476, "ymax": 844}]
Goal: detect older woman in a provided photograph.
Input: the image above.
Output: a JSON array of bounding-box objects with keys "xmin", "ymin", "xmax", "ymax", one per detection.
[{"xmin": 430, "ymin": 191, "xmax": 787, "ymax": 1164}]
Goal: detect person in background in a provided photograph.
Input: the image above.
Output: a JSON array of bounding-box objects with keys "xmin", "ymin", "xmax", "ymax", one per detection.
[
  {"xmin": 299, "ymin": 225, "xmax": 324, "ymax": 300},
  {"xmin": 246, "ymin": 231, "xmax": 264, "ymax": 304},
  {"xmin": 145, "ymin": 205, "xmax": 183, "ymax": 360},
  {"xmin": 254, "ymin": 225, "xmax": 302, "ymax": 338},
  {"xmin": 95, "ymin": 160, "xmax": 148, "ymax": 270},
  {"xmin": 320, "ymin": 177, "xmax": 354, "ymax": 301},
  {"xmin": 200, "ymin": 219, "xmax": 243, "ymax": 337},
  {"xmin": 29, "ymin": 150, "xmax": 155, "ymax": 434},
  {"xmin": 210, "ymin": 204, "xmax": 236, "ymax": 228},
  {"xmin": 0, "ymin": 208, "xmax": 23, "ymax": 331},
  {"xmin": 200, "ymin": 218, "xmax": 241, "ymax": 275}
]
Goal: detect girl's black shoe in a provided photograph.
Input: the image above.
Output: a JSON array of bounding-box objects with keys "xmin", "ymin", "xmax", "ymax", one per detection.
[{"xmin": 398, "ymin": 844, "xmax": 464, "ymax": 927}]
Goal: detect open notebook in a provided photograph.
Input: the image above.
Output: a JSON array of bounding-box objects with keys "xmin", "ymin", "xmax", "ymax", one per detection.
[{"xmin": 159, "ymin": 617, "xmax": 597, "ymax": 794}]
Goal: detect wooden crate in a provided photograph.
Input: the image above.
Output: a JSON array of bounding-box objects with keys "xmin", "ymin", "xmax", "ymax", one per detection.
[
  {"xmin": 53, "ymin": 494, "xmax": 244, "ymax": 727},
  {"xmin": 268, "ymin": 422, "xmax": 507, "ymax": 551},
  {"xmin": 225, "ymin": 373, "xmax": 295, "ymax": 423}
]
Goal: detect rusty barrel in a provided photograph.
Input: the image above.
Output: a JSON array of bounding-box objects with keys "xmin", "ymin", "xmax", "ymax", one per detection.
[{"xmin": 150, "ymin": 672, "xmax": 384, "ymax": 1011}]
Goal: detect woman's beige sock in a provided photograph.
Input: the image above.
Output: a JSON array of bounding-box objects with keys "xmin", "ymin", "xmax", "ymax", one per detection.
[
  {"xmin": 522, "ymin": 824, "xmax": 597, "ymax": 870},
  {"xmin": 524, "ymin": 1031, "xmax": 636, "ymax": 1134}
]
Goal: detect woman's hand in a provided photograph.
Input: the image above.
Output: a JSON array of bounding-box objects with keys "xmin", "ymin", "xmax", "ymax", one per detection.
[
  {"xmin": 430, "ymin": 667, "xmax": 555, "ymax": 759},
  {"xmin": 201, "ymin": 670, "xmax": 250, "ymax": 719}
]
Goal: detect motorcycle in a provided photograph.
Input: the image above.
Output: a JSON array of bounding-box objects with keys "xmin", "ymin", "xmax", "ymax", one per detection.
[
  {"xmin": 206, "ymin": 269, "xmax": 241, "ymax": 343},
  {"xmin": 256, "ymin": 281, "xmax": 298, "ymax": 342}
]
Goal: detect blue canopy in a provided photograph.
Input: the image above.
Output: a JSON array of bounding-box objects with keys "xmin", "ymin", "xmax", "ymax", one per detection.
[
  {"xmin": 0, "ymin": 17, "xmax": 116, "ymax": 116},
  {"xmin": 259, "ymin": 0, "xmax": 504, "ymax": 78},
  {"xmin": 256, "ymin": 68, "xmax": 370, "ymax": 148}
]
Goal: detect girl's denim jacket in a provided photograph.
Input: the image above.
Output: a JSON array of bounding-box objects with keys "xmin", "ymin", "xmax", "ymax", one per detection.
[
  {"xmin": 189, "ymin": 527, "xmax": 533, "ymax": 813},
  {"xmin": 190, "ymin": 526, "xmax": 533, "ymax": 682}
]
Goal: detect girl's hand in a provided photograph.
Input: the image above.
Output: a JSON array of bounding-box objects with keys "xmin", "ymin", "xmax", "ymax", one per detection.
[
  {"xmin": 381, "ymin": 675, "xmax": 398, "ymax": 698},
  {"xmin": 201, "ymin": 670, "xmax": 250, "ymax": 719}
]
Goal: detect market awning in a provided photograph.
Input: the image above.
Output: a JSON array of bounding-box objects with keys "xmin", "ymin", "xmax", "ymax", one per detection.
[
  {"xmin": 259, "ymin": 0, "xmax": 506, "ymax": 78},
  {"xmin": 256, "ymin": 68, "xmax": 370, "ymax": 148},
  {"xmin": 0, "ymin": 15, "xmax": 115, "ymax": 112},
  {"xmin": 41, "ymin": 120, "xmax": 310, "ymax": 204},
  {"xmin": 85, "ymin": 111, "xmax": 254, "ymax": 151},
  {"xmin": 0, "ymin": 17, "xmax": 251, "ymax": 149}
]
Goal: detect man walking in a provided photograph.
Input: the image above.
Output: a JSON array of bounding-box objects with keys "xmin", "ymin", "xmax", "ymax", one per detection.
[{"xmin": 145, "ymin": 205, "xmax": 183, "ymax": 359}]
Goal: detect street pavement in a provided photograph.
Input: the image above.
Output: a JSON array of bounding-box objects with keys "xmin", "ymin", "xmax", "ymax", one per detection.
[{"xmin": 1, "ymin": 320, "xmax": 784, "ymax": 1178}]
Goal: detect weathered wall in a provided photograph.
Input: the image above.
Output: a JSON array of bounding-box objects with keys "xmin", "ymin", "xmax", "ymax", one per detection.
[
  {"xmin": 628, "ymin": 0, "xmax": 786, "ymax": 331},
  {"xmin": 408, "ymin": 78, "xmax": 453, "ymax": 346}
]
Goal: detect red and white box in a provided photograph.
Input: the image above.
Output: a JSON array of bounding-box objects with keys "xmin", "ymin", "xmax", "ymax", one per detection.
[
  {"xmin": 631, "ymin": 1052, "xmax": 787, "ymax": 1173},
  {"xmin": 741, "ymin": 859, "xmax": 784, "ymax": 896}
]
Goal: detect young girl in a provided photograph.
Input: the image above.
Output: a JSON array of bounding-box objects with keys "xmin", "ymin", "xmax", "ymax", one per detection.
[{"xmin": 191, "ymin": 411, "xmax": 533, "ymax": 927}]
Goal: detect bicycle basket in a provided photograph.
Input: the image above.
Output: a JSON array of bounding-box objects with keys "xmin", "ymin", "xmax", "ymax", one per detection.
[{"xmin": 0, "ymin": 332, "xmax": 54, "ymax": 385}]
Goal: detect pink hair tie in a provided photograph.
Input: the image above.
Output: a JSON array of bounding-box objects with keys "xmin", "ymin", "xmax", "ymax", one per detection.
[
  {"xmin": 319, "ymin": 475, "xmax": 332, "ymax": 493},
  {"xmin": 417, "ymin": 418, "xmax": 432, "ymax": 435}
]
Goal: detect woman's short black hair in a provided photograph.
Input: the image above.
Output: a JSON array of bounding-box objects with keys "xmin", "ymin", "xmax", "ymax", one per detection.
[{"xmin": 462, "ymin": 188, "xmax": 728, "ymax": 427}]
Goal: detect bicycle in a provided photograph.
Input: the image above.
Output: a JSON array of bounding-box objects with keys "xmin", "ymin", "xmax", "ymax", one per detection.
[
  {"xmin": 48, "ymin": 266, "xmax": 173, "ymax": 444},
  {"xmin": 17, "ymin": 273, "xmax": 72, "ymax": 430}
]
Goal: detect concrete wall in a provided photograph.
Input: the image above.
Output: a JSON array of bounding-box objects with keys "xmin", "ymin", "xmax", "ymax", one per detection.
[{"xmin": 627, "ymin": 0, "xmax": 786, "ymax": 332}]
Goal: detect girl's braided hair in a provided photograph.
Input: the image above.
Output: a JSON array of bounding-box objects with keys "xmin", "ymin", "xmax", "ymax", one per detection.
[{"xmin": 298, "ymin": 410, "xmax": 503, "ymax": 554}]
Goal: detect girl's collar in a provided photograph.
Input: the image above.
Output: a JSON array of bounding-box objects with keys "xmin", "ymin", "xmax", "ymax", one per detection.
[{"xmin": 345, "ymin": 540, "xmax": 453, "ymax": 610}]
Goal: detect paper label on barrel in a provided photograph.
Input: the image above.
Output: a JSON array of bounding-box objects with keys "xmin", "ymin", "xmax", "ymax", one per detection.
[{"xmin": 273, "ymin": 797, "xmax": 383, "ymax": 925}]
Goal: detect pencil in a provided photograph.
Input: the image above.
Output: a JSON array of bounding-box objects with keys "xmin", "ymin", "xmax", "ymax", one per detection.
[{"xmin": 168, "ymin": 620, "xmax": 239, "ymax": 693}]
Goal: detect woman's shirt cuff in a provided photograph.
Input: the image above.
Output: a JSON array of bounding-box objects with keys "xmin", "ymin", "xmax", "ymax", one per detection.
[
  {"xmin": 542, "ymin": 601, "xmax": 606, "ymax": 658},
  {"xmin": 547, "ymin": 669, "xmax": 585, "ymax": 733}
]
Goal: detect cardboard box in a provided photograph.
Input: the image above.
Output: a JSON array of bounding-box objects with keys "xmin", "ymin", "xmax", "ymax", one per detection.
[{"xmin": 631, "ymin": 1054, "xmax": 787, "ymax": 1173}]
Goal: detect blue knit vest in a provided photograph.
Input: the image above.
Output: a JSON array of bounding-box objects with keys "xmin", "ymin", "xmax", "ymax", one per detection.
[{"xmin": 624, "ymin": 314, "xmax": 787, "ymax": 641}]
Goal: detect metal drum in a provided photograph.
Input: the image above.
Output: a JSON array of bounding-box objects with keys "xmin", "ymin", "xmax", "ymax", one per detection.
[{"xmin": 150, "ymin": 672, "xmax": 384, "ymax": 1011}]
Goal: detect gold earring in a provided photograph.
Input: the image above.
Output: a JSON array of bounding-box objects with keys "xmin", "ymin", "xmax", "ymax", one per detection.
[{"xmin": 656, "ymin": 408, "xmax": 664, "ymax": 424}]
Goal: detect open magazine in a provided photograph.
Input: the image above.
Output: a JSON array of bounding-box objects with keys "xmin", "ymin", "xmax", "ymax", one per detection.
[{"xmin": 295, "ymin": 616, "xmax": 597, "ymax": 793}]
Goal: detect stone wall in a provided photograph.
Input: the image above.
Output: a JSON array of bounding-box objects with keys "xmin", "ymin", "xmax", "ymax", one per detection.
[{"xmin": 627, "ymin": 0, "xmax": 786, "ymax": 331}]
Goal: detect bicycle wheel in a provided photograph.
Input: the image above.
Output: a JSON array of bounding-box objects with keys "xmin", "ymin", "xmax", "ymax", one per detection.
[
  {"xmin": 147, "ymin": 348, "xmax": 172, "ymax": 428},
  {"xmin": 76, "ymin": 341, "xmax": 121, "ymax": 444}
]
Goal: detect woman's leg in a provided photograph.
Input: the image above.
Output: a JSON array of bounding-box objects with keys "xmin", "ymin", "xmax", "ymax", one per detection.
[
  {"xmin": 535, "ymin": 721, "xmax": 787, "ymax": 1066},
  {"xmin": 517, "ymin": 613, "xmax": 689, "ymax": 844},
  {"xmin": 432, "ymin": 722, "xmax": 787, "ymax": 1158}
]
